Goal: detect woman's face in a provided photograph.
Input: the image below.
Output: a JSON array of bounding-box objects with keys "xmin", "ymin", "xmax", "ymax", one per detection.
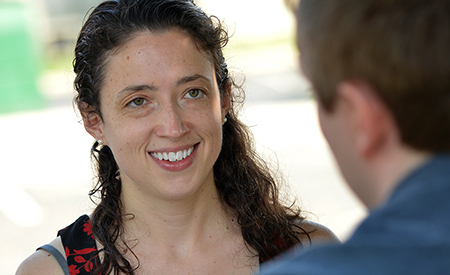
[{"xmin": 86, "ymin": 30, "xmax": 229, "ymax": 201}]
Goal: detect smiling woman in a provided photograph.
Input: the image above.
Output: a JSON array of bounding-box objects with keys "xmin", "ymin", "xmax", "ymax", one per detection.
[
  {"xmin": 16, "ymin": 1, "xmax": 338, "ymax": 275},
  {"xmin": 89, "ymin": 30, "xmax": 227, "ymax": 201}
]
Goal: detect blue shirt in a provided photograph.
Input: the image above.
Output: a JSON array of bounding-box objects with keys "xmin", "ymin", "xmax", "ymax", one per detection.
[{"xmin": 260, "ymin": 154, "xmax": 450, "ymax": 274}]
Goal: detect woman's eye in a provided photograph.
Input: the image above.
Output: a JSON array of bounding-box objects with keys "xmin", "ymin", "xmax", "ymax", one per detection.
[
  {"xmin": 128, "ymin": 98, "xmax": 146, "ymax": 106},
  {"xmin": 184, "ymin": 89, "xmax": 203, "ymax": 99}
]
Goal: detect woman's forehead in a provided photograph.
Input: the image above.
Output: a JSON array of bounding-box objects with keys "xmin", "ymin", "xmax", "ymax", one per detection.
[
  {"xmin": 100, "ymin": 30, "xmax": 217, "ymax": 95},
  {"xmin": 105, "ymin": 30, "xmax": 213, "ymax": 71}
]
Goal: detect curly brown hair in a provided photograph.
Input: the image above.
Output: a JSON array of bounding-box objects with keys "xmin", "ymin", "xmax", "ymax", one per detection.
[{"xmin": 74, "ymin": 0, "xmax": 309, "ymax": 274}]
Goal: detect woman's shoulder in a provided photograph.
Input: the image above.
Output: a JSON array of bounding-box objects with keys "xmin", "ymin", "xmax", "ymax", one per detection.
[
  {"xmin": 15, "ymin": 237, "xmax": 66, "ymax": 275},
  {"xmin": 297, "ymin": 219, "xmax": 341, "ymax": 246},
  {"xmin": 16, "ymin": 215, "xmax": 93, "ymax": 275}
]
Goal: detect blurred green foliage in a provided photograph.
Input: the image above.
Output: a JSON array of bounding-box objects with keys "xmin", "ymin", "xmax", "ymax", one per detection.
[{"xmin": 0, "ymin": 2, "xmax": 45, "ymax": 113}]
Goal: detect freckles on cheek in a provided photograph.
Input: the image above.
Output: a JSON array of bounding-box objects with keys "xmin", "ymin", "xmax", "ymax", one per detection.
[{"xmin": 201, "ymin": 113, "xmax": 218, "ymax": 128}]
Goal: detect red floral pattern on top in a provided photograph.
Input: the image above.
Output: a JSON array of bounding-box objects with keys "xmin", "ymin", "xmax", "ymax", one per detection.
[
  {"xmin": 83, "ymin": 220, "xmax": 94, "ymax": 239},
  {"xmin": 58, "ymin": 215, "xmax": 99, "ymax": 275}
]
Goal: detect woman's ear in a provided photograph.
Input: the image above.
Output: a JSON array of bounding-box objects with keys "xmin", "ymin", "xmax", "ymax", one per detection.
[
  {"xmin": 80, "ymin": 103, "xmax": 105, "ymax": 142},
  {"xmin": 221, "ymin": 85, "xmax": 231, "ymax": 119}
]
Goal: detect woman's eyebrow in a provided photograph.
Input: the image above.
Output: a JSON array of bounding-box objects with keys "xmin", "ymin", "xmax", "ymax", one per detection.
[
  {"xmin": 176, "ymin": 74, "xmax": 212, "ymax": 86},
  {"xmin": 117, "ymin": 84, "xmax": 158, "ymax": 97},
  {"xmin": 116, "ymin": 74, "xmax": 211, "ymax": 97}
]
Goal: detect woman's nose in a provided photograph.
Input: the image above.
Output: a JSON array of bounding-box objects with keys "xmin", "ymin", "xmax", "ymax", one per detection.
[{"xmin": 154, "ymin": 102, "xmax": 188, "ymax": 139}]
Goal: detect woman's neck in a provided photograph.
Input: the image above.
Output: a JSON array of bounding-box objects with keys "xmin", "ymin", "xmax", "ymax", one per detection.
[
  {"xmin": 101, "ymin": 173, "xmax": 258, "ymax": 274},
  {"xmin": 119, "ymin": 173, "xmax": 237, "ymax": 250}
]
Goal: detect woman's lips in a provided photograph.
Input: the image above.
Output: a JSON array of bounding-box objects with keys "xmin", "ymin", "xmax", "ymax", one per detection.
[
  {"xmin": 149, "ymin": 144, "xmax": 198, "ymax": 172},
  {"xmin": 150, "ymin": 146, "xmax": 194, "ymax": 162}
]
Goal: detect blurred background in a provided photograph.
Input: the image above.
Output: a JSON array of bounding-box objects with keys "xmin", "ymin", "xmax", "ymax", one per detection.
[{"xmin": 0, "ymin": 0, "xmax": 367, "ymax": 273}]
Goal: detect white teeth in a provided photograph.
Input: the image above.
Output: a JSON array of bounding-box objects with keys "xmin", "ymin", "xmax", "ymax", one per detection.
[
  {"xmin": 151, "ymin": 146, "xmax": 195, "ymax": 162},
  {"xmin": 176, "ymin": 151, "xmax": 183, "ymax": 161},
  {"xmin": 168, "ymin": 152, "xmax": 176, "ymax": 162}
]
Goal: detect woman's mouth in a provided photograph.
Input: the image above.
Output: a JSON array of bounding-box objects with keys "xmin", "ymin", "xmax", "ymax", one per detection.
[
  {"xmin": 149, "ymin": 144, "xmax": 198, "ymax": 172},
  {"xmin": 150, "ymin": 146, "xmax": 195, "ymax": 162}
]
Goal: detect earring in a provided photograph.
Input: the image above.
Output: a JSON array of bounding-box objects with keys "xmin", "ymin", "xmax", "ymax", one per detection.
[
  {"xmin": 223, "ymin": 117, "xmax": 227, "ymax": 123},
  {"xmin": 98, "ymin": 139, "xmax": 103, "ymax": 145}
]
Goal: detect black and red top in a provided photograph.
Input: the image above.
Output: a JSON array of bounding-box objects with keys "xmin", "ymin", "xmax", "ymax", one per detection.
[{"xmin": 58, "ymin": 215, "xmax": 100, "ymax": 275}]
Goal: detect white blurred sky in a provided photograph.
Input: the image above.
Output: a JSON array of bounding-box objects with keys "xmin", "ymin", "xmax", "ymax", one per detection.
[{"xmin": 199, "ymin": 0, "xmax": 294, "ymax": 41}]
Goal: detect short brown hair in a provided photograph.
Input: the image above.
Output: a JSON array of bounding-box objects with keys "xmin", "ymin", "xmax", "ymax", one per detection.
[{"xmin": 295, "ymin": 0, "xmax": 450, "ymax": 152}]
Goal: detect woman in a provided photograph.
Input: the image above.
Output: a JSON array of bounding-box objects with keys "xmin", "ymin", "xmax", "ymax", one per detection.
[{"xmin": 16, "ymin": 0, "xmax": 338, "ymax": 274}]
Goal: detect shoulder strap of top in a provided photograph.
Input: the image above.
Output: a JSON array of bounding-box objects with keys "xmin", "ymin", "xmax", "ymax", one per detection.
[
  {"xmin": 58, "ymin": 215, "xmax": 99, "ymax": 274},
  {"xmin": 37, "ymin": 244, "xmax": 70, "ymax": 275}
]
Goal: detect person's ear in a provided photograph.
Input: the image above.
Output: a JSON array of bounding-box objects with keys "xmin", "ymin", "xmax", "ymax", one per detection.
[
  {"xmin": 80, "ymin": 103, "xmax": 106, "ymax": 143},
  {"xmin": 221, "ymin": 85, "xmax": 231, "ymax": 120},
  {"xmin": 337, "ymin": 80, "xmax": 393, "ymax": 158}
]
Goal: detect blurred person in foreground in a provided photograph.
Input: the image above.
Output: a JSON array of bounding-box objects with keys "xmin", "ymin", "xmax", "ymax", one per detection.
[
  {"xmin": 260, "ymin": 0, "xmax": 450, "ymax": 274},
  {"xmin": 16, "ymin": 0, "xmax": 338, "ymax": 274}
]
